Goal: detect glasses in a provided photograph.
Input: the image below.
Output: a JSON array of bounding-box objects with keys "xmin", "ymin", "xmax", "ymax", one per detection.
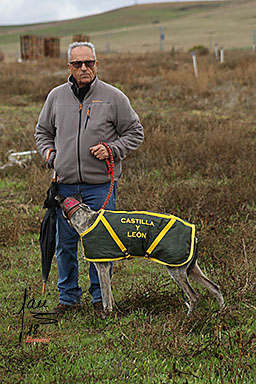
[{"xmin": 70, "ymin": 60, "xmax": 96, "ymax": 69}]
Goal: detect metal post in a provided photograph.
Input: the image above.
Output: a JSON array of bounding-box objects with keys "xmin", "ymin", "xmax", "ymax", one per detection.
[
  {"xmin": 220, "ymin": 47, "xmax": 224, "ymax": 63},
  {"xmin": 214, "ymin": 43, "xmax": 218, "ymax": 59},
  {"xmin": 159, "ymin": 26, "xmax": 165, "ymax": 51},
  {"xmin": 192, "ymin": 51, "xmax": 198, "ymax": 78}
]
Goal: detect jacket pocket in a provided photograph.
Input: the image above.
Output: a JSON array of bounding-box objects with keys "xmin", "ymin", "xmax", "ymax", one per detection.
[{"xmin": 87, "ymin": 102, "xmax": 110, "ymax": 132}]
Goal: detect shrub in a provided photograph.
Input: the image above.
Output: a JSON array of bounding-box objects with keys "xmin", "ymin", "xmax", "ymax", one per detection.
[{"xmin": 189, "ymin": 45, "xmax": 209, "ymax": 55}]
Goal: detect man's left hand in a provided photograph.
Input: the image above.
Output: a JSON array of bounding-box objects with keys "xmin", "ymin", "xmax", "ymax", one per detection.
[{"xmin": 90, "ymin": 144, "xmax": 109, "ymax": 160}]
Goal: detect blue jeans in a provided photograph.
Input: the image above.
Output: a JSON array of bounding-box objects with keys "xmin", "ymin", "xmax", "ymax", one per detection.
[{"xmin": 56, "ymin": 182, "xmax": 117, "ymax": 305}]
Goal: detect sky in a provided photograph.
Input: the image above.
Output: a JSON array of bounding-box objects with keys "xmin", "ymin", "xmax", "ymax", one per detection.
[{"xmin": 0, "ymin": 0, "xmax": 216, "ymax": 26}]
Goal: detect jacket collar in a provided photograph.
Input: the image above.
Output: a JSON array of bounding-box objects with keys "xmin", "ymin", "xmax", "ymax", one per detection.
[{"xmin": 68, "ymin": 75, "xmax": 97, "ymax": 102}]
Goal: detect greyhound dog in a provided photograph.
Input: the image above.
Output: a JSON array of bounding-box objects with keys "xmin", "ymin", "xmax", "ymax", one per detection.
[{"xmin": 56, "ymin": 195, "xmax": 224, "ymax": 316}]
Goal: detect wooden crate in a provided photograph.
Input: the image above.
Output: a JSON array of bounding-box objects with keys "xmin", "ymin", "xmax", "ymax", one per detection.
[
  {"xmin": 72, "ymin": 34, "xmax": 90, "ymax": 42},
  {"xmin": 44, "ymin": 37, "xmax": 60, "ymax": 58},
  {"xmin": 20, "ymin": 35, "xmax": 44, "ymax": 60}
]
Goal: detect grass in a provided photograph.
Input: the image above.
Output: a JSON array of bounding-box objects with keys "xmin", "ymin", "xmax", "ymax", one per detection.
[
  {"xmin": 0, "ymin": 2, "xmax": 227, "ymax": 37},
  {"xmin": 0, "ymin": 50, "xmax": 255, "ymax": 383},
  {"xmin": 0, "ymin": 0, "xmax": 255, "ymax": 59}
]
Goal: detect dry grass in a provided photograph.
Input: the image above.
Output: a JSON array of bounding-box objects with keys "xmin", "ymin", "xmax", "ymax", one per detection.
[
  {"xmin": 0, "ymin": 49, "xmax": 255, "ymax": 234},
  {"xmin": 0, "ymin": 50, "xmax": 255, "ymax": 383}
]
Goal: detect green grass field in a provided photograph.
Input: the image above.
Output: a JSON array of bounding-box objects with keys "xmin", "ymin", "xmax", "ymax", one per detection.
[
  {"xmin": 0, "ymin": 42, "xmax": 255, "ymax": 383},
  {"xmin": 0, "ymin": 0, "xmax": 256, "ymax": 60}
]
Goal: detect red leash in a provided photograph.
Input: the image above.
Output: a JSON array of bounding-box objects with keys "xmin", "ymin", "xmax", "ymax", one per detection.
[{"xmin": 99, "ymin": 142, "xmax": 115, "ymax": 210}]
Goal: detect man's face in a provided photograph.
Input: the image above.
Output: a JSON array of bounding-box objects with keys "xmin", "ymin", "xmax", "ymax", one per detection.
[{"xmin": 68, "ymin": 46, "xmax": 98, "ymax": 88}]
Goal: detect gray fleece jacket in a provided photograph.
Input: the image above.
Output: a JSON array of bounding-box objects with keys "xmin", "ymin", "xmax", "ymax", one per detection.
[{"xmin": 35, "ymin": 76, "xmax": 144, "ymax": 184}]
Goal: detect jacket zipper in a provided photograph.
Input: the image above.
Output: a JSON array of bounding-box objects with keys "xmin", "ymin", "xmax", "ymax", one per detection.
[
  {"xmin": 77, "ymin": 103, "xmax": 83, "ymax": 183},
  {"xmin": 84, "ymin": 107, "xmax": 91, "ymax": 129}
]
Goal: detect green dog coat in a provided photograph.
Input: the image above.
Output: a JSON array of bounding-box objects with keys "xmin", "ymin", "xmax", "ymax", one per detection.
[{"xmin": 81, "ymin": 210, "xmax": 196, "ymax": 267}]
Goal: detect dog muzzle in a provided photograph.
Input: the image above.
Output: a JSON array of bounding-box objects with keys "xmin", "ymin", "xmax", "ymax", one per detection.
[{"xmin": 62, "ymin": 197, "xmax": 81, "ymax": 220}]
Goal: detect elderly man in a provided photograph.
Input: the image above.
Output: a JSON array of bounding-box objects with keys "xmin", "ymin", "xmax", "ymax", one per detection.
[{"xmin": 35, "ymin": 42, "xmax": 144, "ymax": 315}]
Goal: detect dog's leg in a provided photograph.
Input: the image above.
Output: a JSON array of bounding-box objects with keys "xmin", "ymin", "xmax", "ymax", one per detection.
[
  {"xmin": 166, "ymin": 266, "xmax": 199, "ymax": 316},
  {"xmin": 93, "ymin": 262, "xmax": 114, "ymax": 314},
  {"xmin": 189, "ymin": 261, "xmax": 224, "ymax": 310}
]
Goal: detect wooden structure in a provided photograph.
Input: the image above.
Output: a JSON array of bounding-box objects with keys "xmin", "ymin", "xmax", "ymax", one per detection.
[
  {"xmin": 44, "ymin": 37, "xmax": 60, "ymax": 58},
  {"xmin": 72, "ymin": 34, "xmax": 90, "ymax": 42},
  {"xmin": 20, "ymin": 35, "xmax": 60, "ymax": 60},
  {"xmin": 20, "ymin": 35, "xmax": 44, "ymax": 60}
]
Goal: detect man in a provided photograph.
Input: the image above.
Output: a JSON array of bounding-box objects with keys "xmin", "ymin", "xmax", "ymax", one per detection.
[{"xmin": 35, "ymin": 42, "xmax": 144, "ymax": 315}]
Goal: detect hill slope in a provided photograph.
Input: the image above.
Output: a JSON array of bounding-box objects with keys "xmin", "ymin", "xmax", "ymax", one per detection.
[{"xmin": 0, "ymin": 0, "xmax": 255, "ymax": 59}]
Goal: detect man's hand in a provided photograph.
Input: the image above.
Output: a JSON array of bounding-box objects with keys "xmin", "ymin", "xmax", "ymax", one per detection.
[{"xmin": 90, "ymin": 144, "xmax": 109, "ymax": 160}]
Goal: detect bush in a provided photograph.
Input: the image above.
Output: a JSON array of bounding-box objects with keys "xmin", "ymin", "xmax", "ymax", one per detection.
[{"xmin": 189, "ymin": 45, "xmax": 209, "ymax": 55}]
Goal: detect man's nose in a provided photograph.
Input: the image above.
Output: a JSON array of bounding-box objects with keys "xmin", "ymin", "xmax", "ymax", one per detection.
[{"xmin": 81, "ymin": 63, "xmax": 88, "ymax": 70}]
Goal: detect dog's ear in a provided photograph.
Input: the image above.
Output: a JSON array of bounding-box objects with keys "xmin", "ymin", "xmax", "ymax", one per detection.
[
  {"xmin": 55, "ymin": 194, "xmax": 66, "ymax": 204},
  {"xmin": 72, "ymin": 194, "xmax": 83, "ymax": 203}
]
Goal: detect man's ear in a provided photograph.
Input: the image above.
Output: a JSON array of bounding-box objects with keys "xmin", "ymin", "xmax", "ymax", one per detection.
[{"xmin": 67, "ymin": 62, "xmax": 72, "ymax": 75}]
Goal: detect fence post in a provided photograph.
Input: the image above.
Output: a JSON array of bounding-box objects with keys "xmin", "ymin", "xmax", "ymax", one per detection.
[
  {"xmin": 220, "ymin": 47, "xmax": 224, "ymax": 63},
  {"xmin": 192, "ymin": 51, "xmax": 198, "ymax": 78},
  {"xmin": 214, "ymin": 43, "xmax": 218, "ymax": 59},
  {"xmin": 106, "ymin": 41, "xmax": 110, "ymax": 54},
  {"xmin": 253, "ymin": 30, "xmax": 256, "ymax": 51},
  {"xmin": 159, "ymin": 26, "xmax": 165, "ymax": 51}
]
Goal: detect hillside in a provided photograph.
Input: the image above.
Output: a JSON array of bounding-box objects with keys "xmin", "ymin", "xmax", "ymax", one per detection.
[{"xmin": 0, "ymin": 0, "xmax": 255, "ymax": 59}]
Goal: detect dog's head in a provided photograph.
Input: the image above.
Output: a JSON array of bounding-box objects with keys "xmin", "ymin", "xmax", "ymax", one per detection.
[
  {"xmin": 56, "ymin": 194, "xmax": 98, "ymax": 234},
  {"xmin": 56, "ymin": 193, "xmax": 82, "ymax": 205},
  {"xmin": 55, "ymin": 194, "xmax": 83, "ymax": 219},
  {"xmin": 56, "ymin": 194, "xmax": 95, "ymax": 220}
]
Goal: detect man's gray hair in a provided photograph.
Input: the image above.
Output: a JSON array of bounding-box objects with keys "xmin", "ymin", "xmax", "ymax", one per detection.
[{"xmin": 67, "ymin": 42, "xmax": 97, "ymax": 62}]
